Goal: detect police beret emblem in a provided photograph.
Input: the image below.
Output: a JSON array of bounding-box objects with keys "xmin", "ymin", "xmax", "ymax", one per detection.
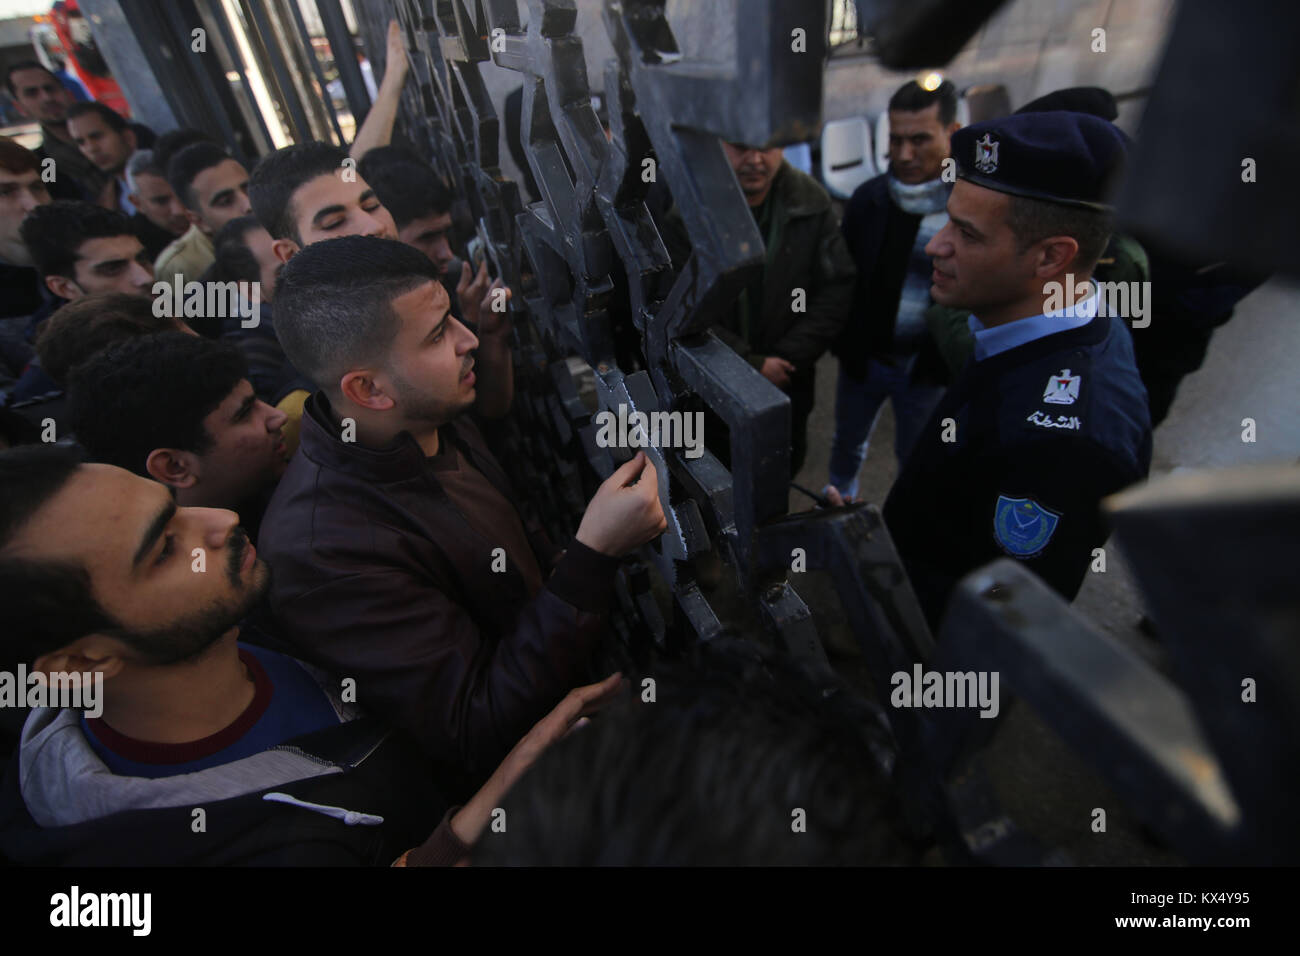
[{"xmin": 974, "ymin": 133, "xmax": 999, "ymax": 174}]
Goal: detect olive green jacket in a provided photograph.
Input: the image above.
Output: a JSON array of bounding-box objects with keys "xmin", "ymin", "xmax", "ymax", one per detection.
[{"xmin": 711, "ymin": 162, "xmax": 858, "ymax": 376}]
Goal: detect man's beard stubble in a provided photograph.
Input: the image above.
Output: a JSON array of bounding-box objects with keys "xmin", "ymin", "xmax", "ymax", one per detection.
[
  {"xmin": 389, "ymin": 364, "xmax": 472, "ymax": 427},
  {"xmin": 109, "ymin": 527, "xmax": 270, "ymax": 666}
]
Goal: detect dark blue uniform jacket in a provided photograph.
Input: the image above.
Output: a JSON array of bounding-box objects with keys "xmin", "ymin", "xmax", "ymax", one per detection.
[{"xmin": 883, "ymin": 312, "xmax": 1152, "ymax": 630}]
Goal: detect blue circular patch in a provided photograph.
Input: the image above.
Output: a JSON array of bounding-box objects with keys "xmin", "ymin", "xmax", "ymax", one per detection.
[{"xmin": 993, "ymin": 495, "xmax": 1060, "ymax": 557}]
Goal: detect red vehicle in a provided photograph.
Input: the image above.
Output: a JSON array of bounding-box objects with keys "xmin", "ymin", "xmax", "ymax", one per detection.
[{"xmin": 31, "ymin": 0, "xmax": 129, "ymax": 117}]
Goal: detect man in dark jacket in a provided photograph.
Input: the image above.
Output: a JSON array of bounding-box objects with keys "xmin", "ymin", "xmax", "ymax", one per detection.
[
  {"xmin": 0, "ymin": 446, "xmax": 617, "ymax": 865},
  {"xmin": 259, "ymin": 236, "xmax": 667, "ymax": 789},
  {"xmin": 711, "ymin": 143, "xmax": 856, "ymax": 474},
  {"xmin": 827, "ymin": 80, "xmax": 961, "ymax": 497},
  {"xmin": 5, "ymin": 62, "xmax": 102, "ymax": 202},
  {"xmin": 883, "ymin": 112, "xmax": 1152, "ymax": 632}
]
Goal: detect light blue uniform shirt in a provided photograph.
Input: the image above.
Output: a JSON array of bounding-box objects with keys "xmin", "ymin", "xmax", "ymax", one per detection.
[{"xmin": 968, "ymin": 290, "xmax": 1098, "ymax": 362}]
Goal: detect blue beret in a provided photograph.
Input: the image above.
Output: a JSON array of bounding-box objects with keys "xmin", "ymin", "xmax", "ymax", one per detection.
[{"xmin": 951, "ymin": 111, "xmax": 1128, "ymax": 211}]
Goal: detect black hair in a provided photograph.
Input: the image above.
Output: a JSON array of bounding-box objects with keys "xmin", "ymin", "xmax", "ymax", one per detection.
[
  {"xmin": 473, "ymin": 640, "xmax": 918, "ymax": 866},
  {"xmin": 65, "ymin": 100, "xmax": 129, "ymax": 134},
  {"xmin": 248, "ymin": 141, "xmax": 350, "ymax": 243},
  {"xmin": 19, "ymin": 201, "xmax": 138, "ymax": 279},
  {"xmin": 359, "ymin": 147, "xmax": 452, "ymax": 230},
  {"xmin": 272, "ymin": 235, "xmax": 438, "ymax": 392},
  {"xmin": 152, "ymin": 127, "xmax": 215, "ymax": 176},
  {"xmin": 35, "ymin": 292, "xmax": 178, "ymax": 385},
  {"xmin": 0, "ymin": 444, "xmax": 120, "ymax": 666},
  {"xmin": 167, "ymin": 141, "xmax": 237, "ymax": 212},
  {"xmin": 209, "ymin": 215, "xmax": 265, "ymax": 285},
  {"xmin": 0, "ymin": 444, "xmax": 81, "ymax": 547},
  {"xmin": 889, "ymin": 79, "xmax": 959, "ymax": 126},
  {"xmin": 1006, "ymin": 194, "xmax": 1112, "ymax": 272},
  {"xmin": 67, "ymin": 331, "xmax": 249, "ymax": 475},
  {"xmin": 5, "ymin": 60, "xmax": 55, "ymax": 97}
]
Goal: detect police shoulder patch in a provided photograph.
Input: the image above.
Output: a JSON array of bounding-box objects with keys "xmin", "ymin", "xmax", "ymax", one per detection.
[{"xmin": 993, "ymin": 495, "xmax": 1060, "ymax": 557}]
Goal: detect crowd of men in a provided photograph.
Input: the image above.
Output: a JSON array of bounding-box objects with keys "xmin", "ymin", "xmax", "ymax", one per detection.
[{"xmin": 0, "ymin": 26, "xmax": 1263, "ymax": 866}]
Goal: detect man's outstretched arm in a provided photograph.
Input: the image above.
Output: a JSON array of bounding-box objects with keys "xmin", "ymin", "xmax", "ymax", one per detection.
[{"xmin": 349, "ymin": 20, "xmax": 409, "ymax": 163}]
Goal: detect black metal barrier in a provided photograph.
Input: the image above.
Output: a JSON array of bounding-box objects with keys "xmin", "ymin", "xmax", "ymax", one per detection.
[{"xmin": 350, "ymin": 0, "xmax": 901, "ymax": 671}]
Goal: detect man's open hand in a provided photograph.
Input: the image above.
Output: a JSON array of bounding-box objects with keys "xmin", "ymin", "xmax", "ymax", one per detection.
[
  {"xmin": 458, "ymin": 258, "xmax": 510, "ymax": 336},
  {"xmin": 447, "ymin": 673, "xmax": 626, "ymax": 849}
]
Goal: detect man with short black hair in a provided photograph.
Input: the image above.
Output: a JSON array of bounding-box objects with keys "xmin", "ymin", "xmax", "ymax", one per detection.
[
  {"xmin": 882, "ymin": 111, "xmax": 1152, "ymax": 630},
  {"xmin": 155, "ymin": 142, "xmax": 252, "ymax": 286},
  {"xmin": 250, "ymin": 140, "xmax": 499, "ymax": 330},
  {"xmin": 828, "ymin": 79, "xmax": 961, "ymax": 497},
  {"xmin": 360, "ymin": 146, "xmax": 456, "ymax": 271},
  {"xmin": 260, "ymin": 235, "xmax": 667, "ymax": 786},
  {"xmin": 65, "ymin": 101, "xmax": 137, "ymax": 215},
  {"xmin": 66, "ymin": 332, "xmax": 288, "ymax": 537},
  {"xmin": 125, "ymin": 150, "xmax": 189, "ymax": 260},
  {"xmin": 19, "ymin": 200, "xmax": 153, "ymax": 302},
  {"xmin": 5, "ymin": 202, "xmax": 154, "ymax": 411},
  {"xmin": 249, "ymin": 141, "xmax": 396, "ymax": 264}
]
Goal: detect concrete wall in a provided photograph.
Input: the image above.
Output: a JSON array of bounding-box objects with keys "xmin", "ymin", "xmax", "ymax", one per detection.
[{"xmin": 825, "ymin": 0, "xmax": 1176, "ymax": 135}]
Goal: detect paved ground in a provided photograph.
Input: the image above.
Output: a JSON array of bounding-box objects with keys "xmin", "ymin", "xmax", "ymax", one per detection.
[{"xmin": 786, "ymin": 277, "xmax": 1300, "ymax": 863}]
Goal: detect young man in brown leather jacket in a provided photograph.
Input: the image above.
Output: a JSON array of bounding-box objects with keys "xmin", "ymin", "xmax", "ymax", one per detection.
[{"xmin": 260, "ymin": 236, "xmax": 666, "ymax": 791}]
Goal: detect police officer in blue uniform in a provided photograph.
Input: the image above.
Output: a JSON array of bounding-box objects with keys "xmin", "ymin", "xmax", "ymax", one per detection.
[{"xmin": 882, "ymin": 111, "xmax": 1152, "ymax": 632}]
